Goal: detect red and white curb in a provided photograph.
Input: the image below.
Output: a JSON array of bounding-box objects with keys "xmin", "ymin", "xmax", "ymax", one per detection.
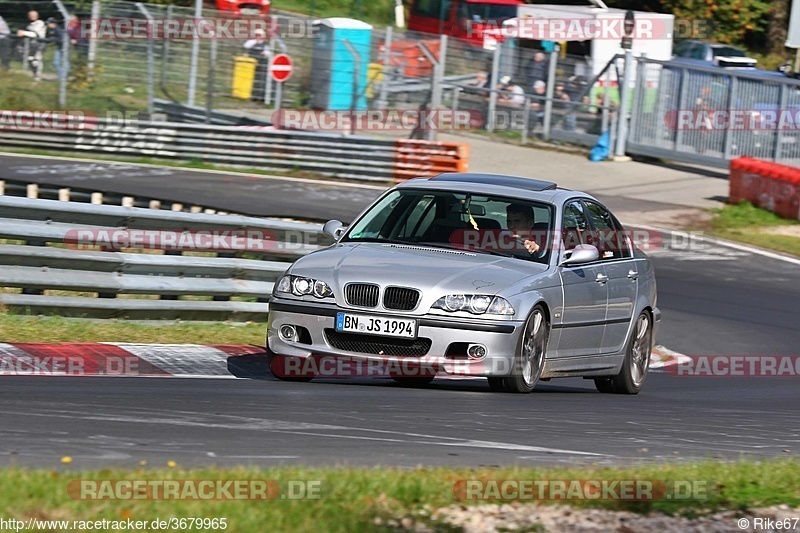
[
  {"xmin": 0, "ymin": 342, "xmax": 688, "ymax": 378},
  {"xmin": 0, "ymin": 343, "xmax": 266, "ymax": 378}
]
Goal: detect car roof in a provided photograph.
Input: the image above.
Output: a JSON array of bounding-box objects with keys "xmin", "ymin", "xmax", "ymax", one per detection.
[
  {"xmin": 430, "ymin": 172, "xmax": 557, "ymax": 191},
  {"xmin": 396, "ymin": 173, "xmax": 596, "ymax": 205}
]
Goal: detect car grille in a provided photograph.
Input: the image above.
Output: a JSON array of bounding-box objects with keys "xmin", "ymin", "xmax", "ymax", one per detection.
[
  {"xmin": 383, "ymin": 287, "xmax": 420, "ymax": 311},
  {"xmin": 324, "ymin": 329, "xmax": 431, "ymax": 357},
  {"xmin": 345, "ymin": 283, "xmax": 379, "ymax": 308}
]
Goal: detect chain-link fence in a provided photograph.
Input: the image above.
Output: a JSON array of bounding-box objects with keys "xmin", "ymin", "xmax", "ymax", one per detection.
[{"xmin": 4, "ymin": 0, "xmax": 800, "ymax": 168}]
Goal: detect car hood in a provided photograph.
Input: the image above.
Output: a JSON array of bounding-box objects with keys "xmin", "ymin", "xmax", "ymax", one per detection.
[{"xmin": 288, "ymin": 242, "xmax": 548, "ymax": 308}]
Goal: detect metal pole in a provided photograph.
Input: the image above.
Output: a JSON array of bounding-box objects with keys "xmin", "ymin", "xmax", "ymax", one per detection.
[
  {"xmin": 521, "ymin": 96, "xmax": 531, "ymax": 144},
  {"xmin": 22, "ymin": 40, "xmax": 29, "ymax": 73},
  {"xmin": 628, "ymin": 52, "xmax": 646, "ymax": 142},
  {"xmin": 206, "ymin": 31, "xmax": 217, "ymax": 124},
  {"xmin": 487, "ymin": 44, "xmax": 501, "ymax": 132},
  {"xmin": 53, "ymin": 0, "xmax": 71, "ymax": 108},
  {"xmin": 275, "ymin": 80, "xmax": 283, "ymax": 111},
  {"xmin": 187, "ymin": 0, "xmax": 202, "ymax": 106},
  {"xmin": 88, "ymin": 0, "xmax": 100, "ymax": 76},
  {"xmin": 265, "ymin": 40, "xmax": 274, "ymax": 106},
  {"xmin": 342, "ymin": 39, "xmax": 362, "ymax": 135},
  {"xmin": 614, "ymin": 49, "xmax": 634, "ymax": 157},
  {"xmin": 601, "ymin": 70, "xmax": 610, "ymax": 132},
  {"xmin": 377, "ymin": 26, "xmax": 392, "ymax": 110},
  {"xmin": 135, "ymin": 3, "xmax": 154, "ymax": 117},
  {"xmin": 542, "ymin": 48, "xmax": 558, "ymax": 140},
  {"xmin": 161, "ymin": 5, "xmax": 172, "ymax": 95}
]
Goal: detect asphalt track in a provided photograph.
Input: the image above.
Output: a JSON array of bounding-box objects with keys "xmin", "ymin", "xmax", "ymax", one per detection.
[{"xmin": 1, "ymin": 153, "xmax": 799, "ymax": 468}]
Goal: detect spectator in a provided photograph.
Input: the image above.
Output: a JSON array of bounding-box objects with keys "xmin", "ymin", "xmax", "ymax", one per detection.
[
  {"xmin": 0, "ymin": 15, "xmax": 10, "ymax": 71},
  {"xmin": 527, "ymin": 52, "xmax": 547, "ymax": 92},
  {"xmin": 498, "ymin": 76, "xmax": 525, "ymax": 106},
  {"xmin": 17, "ymin": 10, "xmax": 46, "ymax": 81},
  {"xmin": 243, "ymin": 29, "xmax": 271, "ymax": 102},
  {"xmin": 45, "ymin": 17, "xmax": 69, "ymax": 80},
  {"xmin": 67, "ymin": 15, "xmax": 87, "ymax": 55},
  {"xmin": 529, "ymin": 80, "xmax": 547, "ymax": 129}
]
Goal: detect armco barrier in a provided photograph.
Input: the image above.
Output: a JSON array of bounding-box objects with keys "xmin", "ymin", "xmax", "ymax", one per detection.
[
  {"xmin": 0, "ymin": 196, "xmax": 330, "ymax": 321},
  {"xmin": 0, "ymin": 114, "xmax": 469, "ymax": 183},
  {"xmin": 729, "ymin": 157, "xmax": 800, "ymax": 220}
]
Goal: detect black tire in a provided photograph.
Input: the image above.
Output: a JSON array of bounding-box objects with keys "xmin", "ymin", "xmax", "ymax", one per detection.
[
  {"xmin": 596, "ymin": 311, "xmax": 652, "ymax": 394},
  {"xmin": 265, "ymin": 346, "xmax": 315, "ymax": 383},
  {"xmin": 502, "ymin": 305, "xmax": 549, "ymax": 394}
]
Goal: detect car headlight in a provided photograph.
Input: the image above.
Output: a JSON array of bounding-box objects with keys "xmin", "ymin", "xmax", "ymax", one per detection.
[
  {"xmin": 432, "ymin": 294, "xmax": 514, "ymax": 315},
  {"xmin": 275, "ymin": 275, "xmax": 334, "ymax": 298}
]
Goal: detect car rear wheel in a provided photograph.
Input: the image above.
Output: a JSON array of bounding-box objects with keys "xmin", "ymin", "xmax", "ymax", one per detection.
[
  {"xmin": 265, "ymin": 346, "xmax": 315, "ymax": 382},
  {"xmin": 501, "ymin": 305, "xmax": 548, "ymax": 394},
  {"xmin": 594, "ymin": 311, "xmax": 652, "ymax": 394}
]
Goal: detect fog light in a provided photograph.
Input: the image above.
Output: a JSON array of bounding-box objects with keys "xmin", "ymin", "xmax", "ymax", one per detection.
[
  {"xmin": 467, "ymin": 344, "xmax": 487, "ymax": 359},
  {"xmin": 279, "ymin": 324, "xmax": 298, "ymax": 342}
]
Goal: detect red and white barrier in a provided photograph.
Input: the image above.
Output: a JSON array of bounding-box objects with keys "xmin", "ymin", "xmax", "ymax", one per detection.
[
  {"xmin": 0, "ymin": 343, "xmax": 266, "ymax": 378},
  {"xmin": 729, "ymin": 157, "xmax": 800, "ymax": 220}
]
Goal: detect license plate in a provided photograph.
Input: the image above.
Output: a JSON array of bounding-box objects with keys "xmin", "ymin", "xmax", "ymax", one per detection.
[{"xmin": 335, "ymin": 312, "xmax": 417, "ymax": 339}]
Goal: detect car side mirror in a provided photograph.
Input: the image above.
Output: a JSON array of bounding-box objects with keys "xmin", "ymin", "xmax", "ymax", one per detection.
[
  {"xmin": 560, "ymin": 244, "xmax": 599, "ymax": 266},
  {"xmin": 322, "ymin": 219, "xmax": 346, "ymax": 241}
]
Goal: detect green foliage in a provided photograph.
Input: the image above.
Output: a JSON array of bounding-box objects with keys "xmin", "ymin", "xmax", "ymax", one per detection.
[{"xmin": 645, "ymin": 0, "xmax": 773, "ymax": 45}]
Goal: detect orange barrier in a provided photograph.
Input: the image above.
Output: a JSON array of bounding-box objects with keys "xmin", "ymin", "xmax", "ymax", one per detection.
[
  {"xmin": 394, "ymin": 139, "xmax": 470, "ymax": 182},
  {"xmin": 729, "ymin": 157, "xmax": 800, "ymax": 220}
]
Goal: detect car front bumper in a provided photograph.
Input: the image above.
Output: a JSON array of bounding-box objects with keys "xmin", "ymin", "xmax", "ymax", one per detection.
[{"xmin": 267, "ymin": 299, "xmax": 523, "ymax": 377}]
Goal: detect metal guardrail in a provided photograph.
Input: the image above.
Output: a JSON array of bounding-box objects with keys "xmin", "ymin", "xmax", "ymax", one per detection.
[
  {"xmin": 0, "ymin": 196, "xmax": 331, "ymax": 321},
  {"xmin": 0, "ymin": 117, "xmax": 469, "ymax": 182},
  {"xmin": 153, "ymin": 100, "xmax": 273, "ymax": 127}
]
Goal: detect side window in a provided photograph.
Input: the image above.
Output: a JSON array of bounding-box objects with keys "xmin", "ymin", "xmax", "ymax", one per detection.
[
  {"xmin": 562, "ymin": 201, "xmax": 589, "ymax": 251},
  {"xmin": 584, "ymin": 201, "xmax": 632, "ymax": 260}
]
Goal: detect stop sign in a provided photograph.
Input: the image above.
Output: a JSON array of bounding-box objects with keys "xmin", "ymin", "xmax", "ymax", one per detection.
[{"xmin": 269, "ymin": 54, "xmax": 293, "ymax": 83}]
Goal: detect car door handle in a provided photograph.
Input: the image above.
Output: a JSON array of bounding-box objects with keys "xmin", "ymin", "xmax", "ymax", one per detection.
[
  {"xmin": 627, "ymin": 270, "xmax": 639, "ymax": 280},
  {"xmin": 595, "ymin": 273, "xmax": 608, "ymax": 284}
]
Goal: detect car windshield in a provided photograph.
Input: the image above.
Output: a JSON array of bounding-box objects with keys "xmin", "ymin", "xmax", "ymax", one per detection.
[
  {"xmin": 344, "ymin": 189, "xmax": 555, "ymax": 264},
  {"xmin": 712, "ymin": 46, "xmax": 746, "ymax": 58}
]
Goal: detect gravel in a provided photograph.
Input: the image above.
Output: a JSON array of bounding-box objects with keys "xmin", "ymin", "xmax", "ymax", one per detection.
[{"xmin": 387, "ymin": 503, "xmax": 800, "ymax": 532}]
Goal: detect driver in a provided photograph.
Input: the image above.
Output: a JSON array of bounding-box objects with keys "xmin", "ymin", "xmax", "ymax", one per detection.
[{"xmin": 506, "ymin": 204, "xmax": 540, "ymax": 255}]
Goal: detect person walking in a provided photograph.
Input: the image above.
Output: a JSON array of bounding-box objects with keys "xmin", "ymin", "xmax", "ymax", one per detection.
[{"xmin": 45, "ymin": 17, "xmax": 69, "ymax": 80}]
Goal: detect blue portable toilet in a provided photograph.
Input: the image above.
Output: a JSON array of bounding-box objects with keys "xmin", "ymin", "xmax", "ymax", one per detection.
[{"xmin": 310, "ymin": 18, "xmax": 372, "ymax": 111}]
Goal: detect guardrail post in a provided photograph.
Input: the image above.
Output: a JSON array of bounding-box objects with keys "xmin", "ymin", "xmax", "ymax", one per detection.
[
  {"xmin": 614, "ymin": 49, "xmax": 634, "ymax": 158},
  {"xmin": 487, "ymin": 45, "xmax": 501, "ymax": 133}
]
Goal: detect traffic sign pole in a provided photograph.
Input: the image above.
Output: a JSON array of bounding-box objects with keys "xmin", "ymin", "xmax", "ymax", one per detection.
[{"xmin": 268, "ymin": 54, "xmax": 293, "ymax": 111}]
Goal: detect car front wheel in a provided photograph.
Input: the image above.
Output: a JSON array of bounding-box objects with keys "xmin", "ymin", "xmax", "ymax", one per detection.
[{"xmin": 497, "ymin": 305, "xmax": 548, "ymax": 394}]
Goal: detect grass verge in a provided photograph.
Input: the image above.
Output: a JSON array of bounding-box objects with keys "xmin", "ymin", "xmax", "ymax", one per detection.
[
  {"xmin": 0, "ymin": 460, "xmax": 798, "ymax": 532},
  {"xmin": 707, "ymin": 201, "xmax": 800, "ymax": 258},
  {"xmin": 0, "ymin": 313, "xmax": 265, "ymax": 344}
]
